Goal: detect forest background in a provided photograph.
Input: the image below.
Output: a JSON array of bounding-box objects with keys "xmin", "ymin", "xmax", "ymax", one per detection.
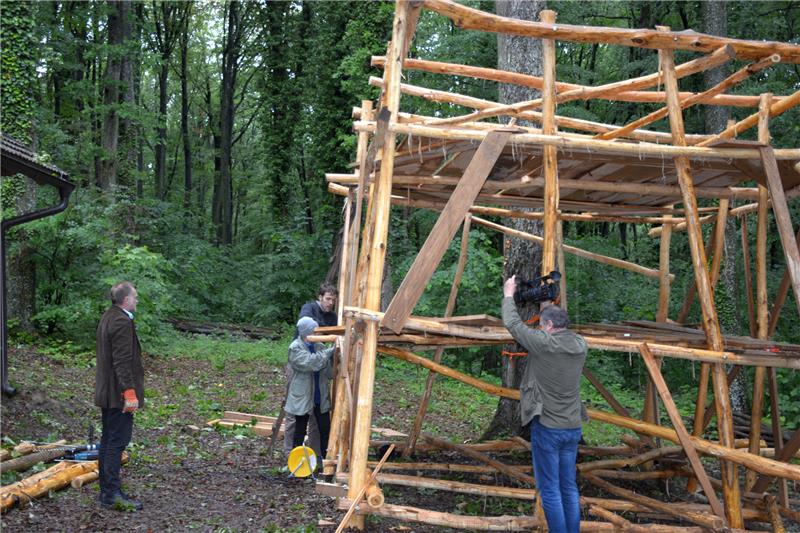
[{"xmin": 2, "ymin": 0, "xmax": 799, "ymax": 432}]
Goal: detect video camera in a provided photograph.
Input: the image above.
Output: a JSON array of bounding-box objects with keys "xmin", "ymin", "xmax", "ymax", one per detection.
[{"xmin": 514, "ymin": 271, "xmax": 561, "ymax": 305}]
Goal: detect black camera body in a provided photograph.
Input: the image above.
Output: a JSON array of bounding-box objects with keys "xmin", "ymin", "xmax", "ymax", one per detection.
[{"xmin": 514, "ymin": 271, "xmax": 561, "ymax": 305}]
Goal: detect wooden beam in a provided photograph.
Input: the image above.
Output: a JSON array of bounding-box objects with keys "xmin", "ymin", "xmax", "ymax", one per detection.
[
  {"xmin": 751, "ymin": 428, "xmax": 800, "ymax": 493},
  {"xmin": 424, "ymin": 43, "xmax": 736, "ymax": 127},
  {"xmin": 472, "ymin": 216, "xmax": 671, "ymax": 280},
  {"xmin": 768, "ymin": 227, "xmax": 800, "ymax": 336},
  {"xmin": 698, "ymin": 87, "xmax": 800, "ymax": 146},
  {"xmin": 760, "ymin": 145, "xmax": 800, "ymax": 318},
  {"xmin": 596, "ymin": 55, "xmax": 779, "ymax": 141},
  {"xmin": 346, "ymin": 2, "xmax": 410, "ymax": 528},
  {"xmin": 422, "ymin": 0, "xmax": 800, "ymax": 63},
  {"xmin": 382, "ymin": 130, "xmax": 511, "ymax": 333},
  {"xmin": 639, "ymin": 343, "xmax": 725, "ymax": 521},
  {"xmin": 741, "ymin": 214, "xmax": 757, "ymax": 337},
  {"xmin": 659, "ymin": 41, "xmax": 741, "ymax": 527},
  {"xmin": 403, "ymin": 215, "xmax": 471, "ymax": 456},
  {"xmin": 541, "ymin": 9, "xmax": 558, "ymax": 275},
  {"xmin": 372, "ymin": 55, "xmax": 779, "ymax": 108}
]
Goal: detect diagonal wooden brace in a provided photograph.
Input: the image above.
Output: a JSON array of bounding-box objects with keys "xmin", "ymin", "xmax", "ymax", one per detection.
[{"xmin": 382, "ymin": 129, "xmax": 513, "ymax": 333}]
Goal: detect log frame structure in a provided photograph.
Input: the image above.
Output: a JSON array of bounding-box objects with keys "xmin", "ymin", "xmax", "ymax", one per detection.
[{"xmin": 320, "ymin": 1, "xmax": 800, "ymax": 530}]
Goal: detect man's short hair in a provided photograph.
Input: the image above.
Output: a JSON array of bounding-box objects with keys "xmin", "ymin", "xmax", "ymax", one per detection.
[
  {"xmin": 110, "ymin": 282, "xmax": 135, "ymax": 305},
  {"xmin": 318, "ymin": 282, "xmax": 338, "ymax": 298},
  {"xmin": 540, "ymin": 305, "xmax": 569, "ymax": 329}
]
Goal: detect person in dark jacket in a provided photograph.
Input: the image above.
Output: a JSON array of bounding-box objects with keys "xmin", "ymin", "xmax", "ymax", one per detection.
[
  {"xmin": 95, "ymin": 281, "xmax": 144, "ymax": 511},
  {"xmin": 502, "ymin": 276, "xmax": 587, "ymax": 533},
  {"xmin": 283, "ymin": 283, "xmax": 339, "ymax": 457}
]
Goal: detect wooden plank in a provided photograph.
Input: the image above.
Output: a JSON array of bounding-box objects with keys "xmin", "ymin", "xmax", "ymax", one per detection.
[
  {"xmin": 760, "ymin": 145, "xmax": 800, "ymax": 318},
  {"xmin": 382, "ymin": 130, "xmax": 512, "ymax": 333},
  {"xmin": 639, "ymin": 344, "xmax": 726, "ymax": 520}
]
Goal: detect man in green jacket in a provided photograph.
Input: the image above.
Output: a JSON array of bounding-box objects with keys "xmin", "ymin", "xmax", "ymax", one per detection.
[
  {"xmin": 502, "ymin": 275, "xmax": 586, "ymax": 533},
  {"xmin": 95, "ymin": 281, "xmax": 144, "ymax": 511}
]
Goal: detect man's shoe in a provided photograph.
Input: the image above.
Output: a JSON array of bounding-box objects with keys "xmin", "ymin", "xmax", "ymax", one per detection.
[{"xmin": 99, "ymin": 492, "xmax": 143, "ymax": 511}]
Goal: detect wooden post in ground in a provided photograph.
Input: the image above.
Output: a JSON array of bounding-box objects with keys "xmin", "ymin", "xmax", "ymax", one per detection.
[
  {"xmin": 659, "ymin": 38, "xmax": 742, "ymax": 527},
  {"xmin": 747, "ymin": 93, "xmax": 772, "ymax": 491},
  {"xmin": 403, "ymin": 215, "xmax": 471, "ymax": 457},
  {"xmin": 541, "ymin": 9, "xmax": 559, "ymax": 276},
  {"xmin": 346, "ymin": 3, "xmax": 412, "ymax": 528},
  {"xmin": 740, "ymin": 214, "xmax": 757, "ymax": 337}
]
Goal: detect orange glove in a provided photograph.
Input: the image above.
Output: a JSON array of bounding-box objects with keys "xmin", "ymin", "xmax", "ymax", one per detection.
[{"xmin": 122, "ymin": 389, "xmax": 139, "ymax": 413}]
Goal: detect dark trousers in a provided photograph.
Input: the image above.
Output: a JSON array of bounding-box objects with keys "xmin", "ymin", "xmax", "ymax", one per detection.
[
  {"xmin": 98, "ymin": 407, "xmax": 134, "ymax": 498},
  {"xmin": 293, "ymin": 405, "xmax": 331, "ymax": 459}
]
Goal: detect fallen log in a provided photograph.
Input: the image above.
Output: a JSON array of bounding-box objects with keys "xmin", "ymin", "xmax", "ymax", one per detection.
[
  {"xmin": 1, "ymin": 461, "xmax": 94, "ymax": 513},
  {"xmin": 0, "ymin": 448, "xmax": 70, "ymax": 474},
  {"xmin": 70, "ymin": 471, "xmax": 98, "ymax": 488},
  {"xmin": 11, "ymin": 440, "xmax": 67, "ymax": 457}
]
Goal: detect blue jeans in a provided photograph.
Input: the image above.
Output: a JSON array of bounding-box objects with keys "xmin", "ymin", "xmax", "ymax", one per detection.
[{"xmin": 531, "ymin": 419, "xmax": 582, "ymax": 533}]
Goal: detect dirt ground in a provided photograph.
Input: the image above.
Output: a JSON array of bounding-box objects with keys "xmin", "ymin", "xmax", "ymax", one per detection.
[
  {"xmin": 2, "ymin": 344, "xmax": 797, "ymax": 532},
  {"xmin": 0, "ymin": 344, "xmax": 490, "ymax": 532}
]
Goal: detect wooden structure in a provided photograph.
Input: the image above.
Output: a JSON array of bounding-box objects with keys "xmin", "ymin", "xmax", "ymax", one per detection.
[{"xmin": 318, "ymin": 1, "xmax": 800, "ymax": 530}]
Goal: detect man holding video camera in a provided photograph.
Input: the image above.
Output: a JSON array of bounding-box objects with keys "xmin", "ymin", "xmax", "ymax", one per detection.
[{"xmin": 502, "ymin": 275, "xmax": 586, "ymax": 533}]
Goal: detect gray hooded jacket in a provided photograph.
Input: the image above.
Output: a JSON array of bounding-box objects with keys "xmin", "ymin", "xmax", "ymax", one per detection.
[{"xmin": 284, "ymin": 337, "xmax": 334, "ymax": 416}]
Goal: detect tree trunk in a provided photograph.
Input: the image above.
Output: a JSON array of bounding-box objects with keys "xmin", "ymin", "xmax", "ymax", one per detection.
[
  {"xmin": 98, "ymin": 0, "xmax": 131, "ymax": 191},
  {"xmin": 180, "ymin": 7, "xmax": 192, "ymax": 211},
  {"xmin": 482, "ymin": 0, "xmax": 546, "ymax": 441},
  {"xmin": 216, "ymin": 0, "xmax": 240, "ymax": 245}
]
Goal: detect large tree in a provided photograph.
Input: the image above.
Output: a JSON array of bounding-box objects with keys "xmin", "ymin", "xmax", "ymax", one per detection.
[{"xmin": 482, "ymin": 0, "xmax": 546, "ymax": 440}]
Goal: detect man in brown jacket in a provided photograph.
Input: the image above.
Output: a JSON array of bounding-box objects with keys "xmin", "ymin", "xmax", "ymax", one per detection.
[{"xmin": 95, "ymin": 281, "xmax": 144, "ymax": 511}]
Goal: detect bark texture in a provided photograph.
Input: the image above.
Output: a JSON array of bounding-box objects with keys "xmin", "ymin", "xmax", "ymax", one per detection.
[{"xmin": 482, "ymin": 0, "xmax": 546, "ymax": 440}]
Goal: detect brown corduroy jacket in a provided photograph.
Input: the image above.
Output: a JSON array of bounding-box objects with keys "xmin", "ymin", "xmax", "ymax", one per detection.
[{"xmin": 95, "ymin": 306, "xmax": 145, "ymax": 409}]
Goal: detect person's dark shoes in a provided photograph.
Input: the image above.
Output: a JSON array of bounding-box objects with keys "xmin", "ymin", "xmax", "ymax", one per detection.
[{"xmin": 99, "ymin": 491, "xmax": 143, "ymax": 511}]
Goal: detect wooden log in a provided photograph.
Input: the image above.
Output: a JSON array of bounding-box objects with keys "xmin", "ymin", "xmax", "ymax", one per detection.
[
  {"xmin": 698, "ymin": 86, "xmax": 800, "ymax": 146},
  {"xmin": 764, "ymin": 494, "xmax": 786, "ymax": 533},
  {"xmin": 540, "ymin": 8, "xmax": 558, "ymax": 276},
  {"xmin": 0, "ymin": 448, "xmax": 70, "ymax": 474},
  {"xmin": 337, "ymin": 444, "xmax": 395, "ymax": 533},
  {"xmin": 1, "ymin": 461, "xmax": 95, "ymax": 513},
  {"xmin": 596, "ymin": 55, "xmax": 779, "ymax": 141},
  {"xmin": 346, "ymin": 4, "xmax": 409, "ymax": 527},
  {"xmin": 11, "ymin": 440, "xmax": 67, "ymax": 456},
  {"xmin": 421, "ymin": 434, "xmax": 537, "ymax": 486},
  {"xmin": 472, "ymin": 216, "xmax": 669, "ymax": 280},
  {"xmin": 338, "ymin": 471, "xmax": 538, "ymax": 500},
  {"xmin": 404, "ymin": 215, "xmax": 471, "ymax": 457},
  {"xmin": 423, "ymin": 43, "xmax": 737, "ymax": 127},
  {"xmin": 372, "ymin": 55, "xmax": 775, "ymax": 108},
  {"xmin": 70, "ymin": 470, "xmax": 98, "ymax": 488},
  {"xmin": 750, "ymin": 426, "xmax": 800, "ymax": 492},
  {"xmin": 382, "ymin": 130, "xmax": 511, "ymax": 333},
  {"xmin": 766, "ymin": 367, "xmax": 789, "ymax": 505},
  {"xmin": 353, "ymin": 121, "xmax": 800, "ymax": 162},
  {"xmin": 353, "ymin": 461, "xmax": 532, "ymax": 475},
  {"xmin": 741, "ymin": 214, "xmax": 757, "ymax": 337},
  {"xmin": 367, "ymin": 77, "xmax": 710, "ymax": 145},
  {"xmin": 421, "ymin": 0, "xmax": 800, "ymax": 63},
  {"xmin": 365, "ymin": 479, "xmax": 384, "ymax": 508},
  {"xmin": 583, "ymin": 473, "xmax": 725, "ymax": 531},
  {"xmin": 0, "ymin": 450, "xmax": 9, "ymax": 462},
  {"xmin": 659, "ymin": 40, "xmax": 741, "ymax": 527},
  {"xmin": 760, "ymin": 145, "xmax": 800, "ymax": 318},
  {"xmin": 639, "ymin": 343, "xmax": 725, "ymax": 520},
  {"xmin": 578, "ymin": 446, "xmax": 684, "ymax": 473},
  {"xmin": 588, "ymin": 504, "xmax": 651, "ymax": 532}
]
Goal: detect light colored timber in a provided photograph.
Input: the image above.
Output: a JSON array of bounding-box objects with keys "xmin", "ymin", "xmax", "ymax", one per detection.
[
  {"xmin": 639, "ymin": 343, "xmax": 725, "ymax": 520},
  {"xmin": 337, "ymin": 444, "xmax": 395, "ymax": 533},
  {"xmin": 372, "ymin": 55, "xmax": 780, "ymax": 108},
  {"xmin": 540, "ymin": 8, "xmax": 559, "ymax": 276},
  {"xmin": 698, "ymin": 87, "xmax": 800, "ymax": 147},
  {"xmin": 366, "ymin": 78, "xmax": 711, "ymax": 144},
  {"xmin": 741, "ymin": 214, "xmax": 757, "ymax": 337},
  {"xmin": 583, "ymin": 473, "xmax": 725, "ymax": 530},
  {"xmin": 423, "ymin": 44, "xmax": 736, "ymax": 126},
  {"xmin": 761, "ymin": 145, "xmax": 800, "ymax": 318},
  {"xmin": 404, "ymin": 214, "xmax": 471, "ymax": 457},
  {"xmin": 472, "ymin": 216, "xmax": 671, "ymax": 280},
  {"xmin": 374, "ymin": 342, "xmax": 800, "ymax": 481},
  {"xmin": 346, "ymin": 3, "xmax": 409, "ymax": 527},
  {"xmin": 660, "ymin": 41, "xmax": 741, "ymax": 526},
  {"xmin": 588, "ymin": 504, "xmax": 651, "ymax": 533},
  {"xmin": 352, "ymin": 121, "xmax": 800, "ymax": 161},
  {"xmin": 336, "ymin": 471, "xmax": 538, "ymax": 500},
  {"xmin": 421, "ymin": 434, "xmax": 537, "ymax": 486},
  {"xmin": 597, "ymin": 55, "xmax": 779, "ymax": 141},
  {"xmin": 383, "ymin": 130, "xmax": 511, "ymax": 333},
  {"xmin": 70, "ymin": 471, "xmax": 98, "ymax": 488},
  {"xmin": 422, "ymin": 0, "xmax": 800, "ymax": 63}
]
